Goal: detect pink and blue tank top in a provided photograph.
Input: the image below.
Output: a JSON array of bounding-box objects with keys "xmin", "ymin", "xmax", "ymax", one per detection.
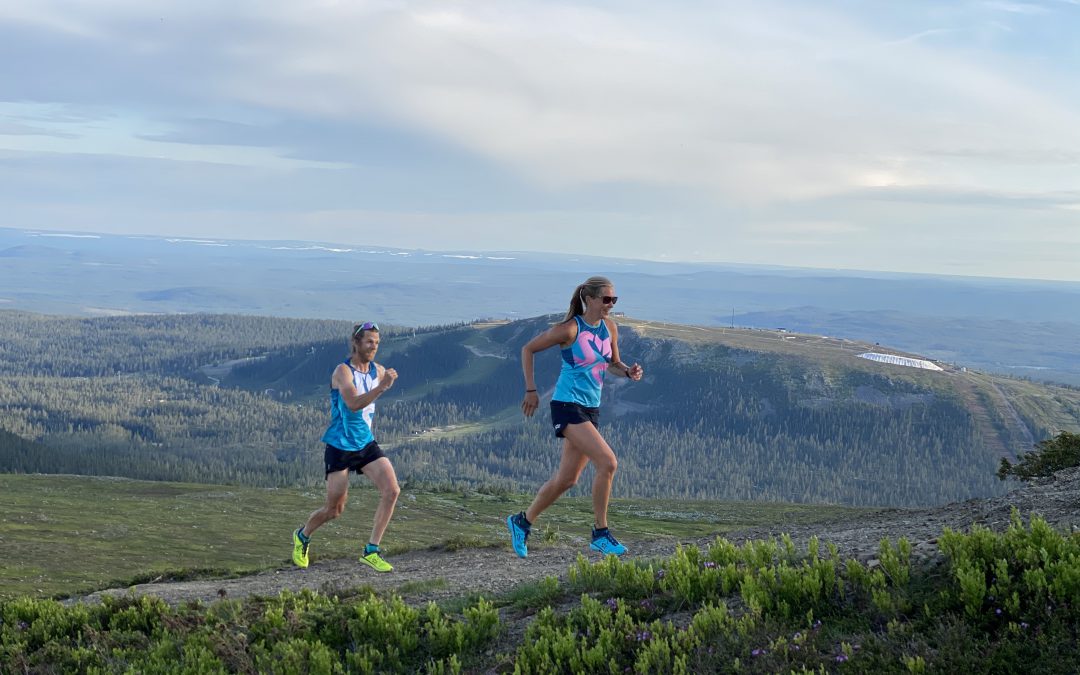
[
  {"xmin": 552, "ymin": 315, "xmax": 612, "ymax": 408},
  {"xmin": 321, "ymin": 360, "xmax": 379, "ymax": 451}
]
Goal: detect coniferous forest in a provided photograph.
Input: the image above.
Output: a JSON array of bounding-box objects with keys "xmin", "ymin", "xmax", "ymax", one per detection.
[{"xmin": 2, "ymin": 310, "xmax": 1079, "ymax": 507}]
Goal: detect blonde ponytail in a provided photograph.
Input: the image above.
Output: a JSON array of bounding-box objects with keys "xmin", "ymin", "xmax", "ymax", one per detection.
[{"xmin": 562, "ymin": 276, "xmax": 613, "ymax": 322}]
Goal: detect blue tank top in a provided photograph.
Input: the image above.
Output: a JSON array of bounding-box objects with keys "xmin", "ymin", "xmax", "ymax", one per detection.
[
  {"xmin": 320, "ymin": 360, "xmax": 379, "ymax": 451},
  {"xmin": 552, "ymin": 315, "xmax": 612, "ymax": 408}
]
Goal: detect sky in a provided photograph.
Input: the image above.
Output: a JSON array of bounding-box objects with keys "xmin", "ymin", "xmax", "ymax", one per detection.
[{"xmin": 1, "ymin": 1, "xmax": 1079, "ymax": 281}]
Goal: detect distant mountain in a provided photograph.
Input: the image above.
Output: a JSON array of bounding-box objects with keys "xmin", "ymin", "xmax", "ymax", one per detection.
[
  {"xmin": 0, "ymin": 244, "xmax": 67, "ymax": 257},
  {"xmin": 3, "ymin": 225, "xmax": 1080, "ymax": 384},
  {"xmin": 736, "ymin": 308, "xmax": 1080, "ymax": 386},
  {"xmin": 135, "ymin": 287, "xmax": 259, "ymax": 309},
  {"xmin": 2, "ymin": 312, "xmax": 1077, "ymax": 507}
]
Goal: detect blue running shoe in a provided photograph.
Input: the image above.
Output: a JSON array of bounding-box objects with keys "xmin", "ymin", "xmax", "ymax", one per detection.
[
  {"xmin": 506, "ymin": 513, "xmax": 530, "ymax": 558},
  {"xmin": 590, "ymin": 528, "xmax": 627, "ymax": 556}
]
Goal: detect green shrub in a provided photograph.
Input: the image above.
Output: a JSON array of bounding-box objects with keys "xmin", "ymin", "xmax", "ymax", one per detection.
[
  {"xmin": 998, "ymin": 431, "xmax": 1080, "ymax": 481},
  {"xmin": 566, "ymin": 554, "xmax": 657, "ymax": 599},
  {"xmin": 938, "ymin": 509, "xmax": 1080, "ymax": 628},
  {"xmin": 508, "ymin": 576, "xmax": 563, "ymax": 610},
  {"xmin": 4, "ymin": 515, "xmax": 1080, "ymax": 673}
]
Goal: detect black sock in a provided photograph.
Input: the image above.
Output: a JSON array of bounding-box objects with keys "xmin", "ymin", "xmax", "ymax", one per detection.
[
  {"xmin": 593, "ymin": 526, "xmax": 609, "ymax": 538},
  {"xmin": 517, "ymin": 512, "xmax": 532, "ymax": 530}
]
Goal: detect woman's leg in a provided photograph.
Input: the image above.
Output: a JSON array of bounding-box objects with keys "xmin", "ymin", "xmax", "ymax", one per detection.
[
  {"xmin": 525, "ymin": 436, "xmax": 589, "ymax": 524},
  {"xmin": 559, "ymin": 422, "xmax": 617, "ymax": 528}
]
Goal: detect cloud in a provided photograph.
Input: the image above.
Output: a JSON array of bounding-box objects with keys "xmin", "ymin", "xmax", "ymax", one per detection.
[
  {"xmin": 850, "ymin": 185, "xmax": 1080, "ymax": 209},
  {"xmin": 5, "ymin": 1, "xmax": 1078, "ymax": 202},
  {"xmin": 774, "ymin": 221, "xmax": 864, "ymax": 236},
  {"xmin": 884, "ymin": 27, "xmax": 969, "ymax": 46},
  {"xmin": 978, "ymin": 1, "xmax": 1050, "ymax": 14},
  {"xmin": 0, "ymin": 119, "xmax": 77, "ymax": 139},
  {"xmin": 1, "ymin": 1, "xmax": 1079, "ymax": 279}
]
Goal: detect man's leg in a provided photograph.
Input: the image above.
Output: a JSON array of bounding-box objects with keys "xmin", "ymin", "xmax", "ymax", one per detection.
[
  {"xmin": 303, "ymin": 469, "xmax": 350, "ymax": 536},
  {"xmin": 293, "ymin": 470, "xmax": 349, "ymax": 568},
  {"xmin": 361, "ymin": 458, "xmax": 400, "ymax": 546}
]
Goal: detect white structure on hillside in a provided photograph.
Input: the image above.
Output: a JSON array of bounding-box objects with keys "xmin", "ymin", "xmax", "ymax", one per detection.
[{"xmin": 857, "ymin": 352, "xmax": 943, "ymax": 371}]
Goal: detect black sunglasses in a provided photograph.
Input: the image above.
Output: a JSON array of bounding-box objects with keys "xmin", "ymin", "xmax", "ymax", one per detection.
[
  {"xmin": 353, "ymin": 321, "xmax": 379, "ymax": 337},
  {"xmin": 601, "ymin": 296, "xmax": 618, "ymax": 306}
]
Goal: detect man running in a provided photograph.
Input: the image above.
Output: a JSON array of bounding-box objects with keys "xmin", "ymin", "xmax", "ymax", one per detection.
[{"xmin": 292, "ymin": 321, "xmax": 400, "ymax": 572}]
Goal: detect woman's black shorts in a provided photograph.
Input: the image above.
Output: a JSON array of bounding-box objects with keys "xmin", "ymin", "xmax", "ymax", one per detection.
[
  {"xmin": 550, "ymin": 400, "xmax": 600, "ymax": 438},
  {"xmin": 324, "ymin": 441, "xmax": 386, "ymax": 478}
]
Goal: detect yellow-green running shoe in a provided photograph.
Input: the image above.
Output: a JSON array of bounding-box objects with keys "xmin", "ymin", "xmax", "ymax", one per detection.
[
  {"xmin": 359, "ymin": 550, "xmax": 393, "ymax": 573},
  {"xmin": 292, "ymin": 528, "xmax": 310, "ymax": 569}
]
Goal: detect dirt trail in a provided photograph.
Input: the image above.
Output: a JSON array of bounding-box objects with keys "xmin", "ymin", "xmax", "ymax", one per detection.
[
  {"xmin": 78, "ymin": 468, "xmax": 1080, "ymax": 608},
  {"xmin": 989, "ymin": 380, "xmax": 1036, "ymax": 448},
  {"xmin": 952, "ymin": 375, "xmax": 1013, "ymax": 460}
]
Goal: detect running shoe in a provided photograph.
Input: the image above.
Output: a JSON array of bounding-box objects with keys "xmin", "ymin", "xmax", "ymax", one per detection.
[
  {"xmin": 359, "ymin": 550, "xmax": 393, "ymax": 573},
  {"xmin": 590, "ymin": 528, "xmax": 627, "ymax": 556},
  {"xmin": 292, "ymin": 528, "xmax": 310, "ymax": 569},
  {"xmin": 506, "ymin": 513, "xmax": 530, "ymax": 558}
]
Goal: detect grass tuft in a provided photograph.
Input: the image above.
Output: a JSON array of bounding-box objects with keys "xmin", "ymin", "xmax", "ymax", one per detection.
[
  {"xmin": 396, "ymin": 578, "xmax": 450, "ymax": 595},
  {"xmin": 436, "ymin": 534, "xmax": 501, "ymax": 552}
]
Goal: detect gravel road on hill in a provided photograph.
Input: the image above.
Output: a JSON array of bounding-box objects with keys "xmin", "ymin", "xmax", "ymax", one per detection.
[{"xmin": 79, "ymin": 468, "xmax": 1080, "ymax": 608}]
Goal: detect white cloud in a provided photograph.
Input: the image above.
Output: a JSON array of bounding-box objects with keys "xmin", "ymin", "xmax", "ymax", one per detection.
[
  {"xmin": 1, "ymin": 0, "xmax": 1079, "ymax": 279},
  {"xmin": 979, "ymin": 1, "xmax": 1050, "ymax": 14},
  {"xmin": 752, "ymin": 221, "xmax": 865, "ymax": 236},
  {"xmin": 199, "ymin": 1, "xmax": 1080, "ymax": 203}
]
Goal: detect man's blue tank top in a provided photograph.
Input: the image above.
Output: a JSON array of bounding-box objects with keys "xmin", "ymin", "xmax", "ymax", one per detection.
[
  {"xmin": 321, "ymin": 360, "xmax": 379, "ymax": 451},
  {"xmin": 552, "ymin": 315, "xmax": 612, "ymax": 408}
]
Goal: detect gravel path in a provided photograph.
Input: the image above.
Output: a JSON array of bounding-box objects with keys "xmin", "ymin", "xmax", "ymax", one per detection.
[{"xmin": 78, "ymin": 468, "xmax": 1080, "ymax": 608}]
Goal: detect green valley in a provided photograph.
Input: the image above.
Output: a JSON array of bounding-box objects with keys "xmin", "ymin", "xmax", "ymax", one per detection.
[{"xmin": 3, "ymin": 311, "xmax": 1080, "ymax": 507}]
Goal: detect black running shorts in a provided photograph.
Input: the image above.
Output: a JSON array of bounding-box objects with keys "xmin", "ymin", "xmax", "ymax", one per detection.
[
  {"xmin": 550, "ymin": 400, "xmax": 600, "ymax": 438},
  {"xmin": 324, "ymin": 441, "xmax": 386, "ymax": 477}
]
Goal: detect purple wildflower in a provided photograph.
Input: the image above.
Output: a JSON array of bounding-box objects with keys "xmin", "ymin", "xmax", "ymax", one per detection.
[
  {"xmin": 656, "ymin": 569, "xmax": 666, "ymax": 580},
  {"xmin": 18, "ymin": 621, "xmax": 29, "ymax": 631},
  {"xmin": 702, "ymin": 561, "xmax": 717, "ymax": 569},
  {"xmin": 813, "ymin": 620, "xmax": 823, "ymax": 629},
  {"xmin": 1021, "ymin": 622, "xmax": 1030, "ymax": 629},
  {"xmin": 836, "ymin": 654, "xmax": 848, "ymax": 663},
  {"xmin": 995, "ymin": 608, "xmax": 1002, "ymax": 616},
  {"xmin": 752, "ymin": 648, "xmax": 765, "ymax": 657},
  {"xmin": 606, "ymin": 598, "xmax": 619, "ymax": 610}
]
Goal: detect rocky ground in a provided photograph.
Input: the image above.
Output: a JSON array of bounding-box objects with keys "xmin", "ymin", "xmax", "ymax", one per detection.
[{"xmin": 79, "ymin": 468, "xmax": 1080, "ymax": 609}]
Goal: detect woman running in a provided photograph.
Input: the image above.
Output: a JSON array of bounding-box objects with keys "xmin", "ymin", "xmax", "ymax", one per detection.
[{"xmin": 506, "ymin": 276, "xmax": 643, "ymax": 557}]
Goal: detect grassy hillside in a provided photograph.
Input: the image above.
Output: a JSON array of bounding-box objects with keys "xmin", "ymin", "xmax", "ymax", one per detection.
[
  {"xmin": 0, "ymin": 474, "xmax": 866, "ymax": 600},
  {"xmin": 3, "ymin": 487, "xmax": 1078, "ymax": 673},
  {"xmin": 2, "ymin": 312, "xmax": 1080, "ymax": 507}
]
